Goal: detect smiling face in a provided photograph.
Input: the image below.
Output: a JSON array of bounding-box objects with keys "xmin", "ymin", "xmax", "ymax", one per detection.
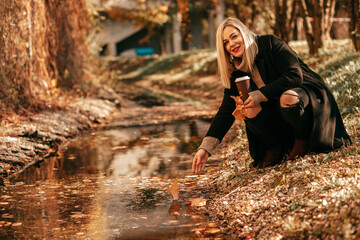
[{"xmin": 222, "ymin": 26, "xmax": 245, "ymax": 59}]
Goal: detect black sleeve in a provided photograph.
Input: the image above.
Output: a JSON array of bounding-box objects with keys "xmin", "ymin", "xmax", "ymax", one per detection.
[
  {"xmin": 205, "ymin": 82, "xmax": 238, "ymax": 142},
  {"xmin": 259, "ymin": 35, "xmax": 303, "ymax": 99}
]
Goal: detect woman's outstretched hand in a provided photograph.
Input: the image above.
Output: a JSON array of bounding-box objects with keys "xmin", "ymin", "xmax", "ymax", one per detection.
[{"xmin": 192, "ymin": 149, "xmax": 209, "ymax": 174}]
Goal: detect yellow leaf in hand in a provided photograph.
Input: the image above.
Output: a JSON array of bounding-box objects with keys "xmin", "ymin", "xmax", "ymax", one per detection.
[
  {"xmin": 231, "ymin": 95, "xmax": 243, "ymax": 105},
  {"xmin": 167, "ymin": 180, "xmax": 179, "ymax": 201},
  {"xmin": 232, "ymin": 108, "xmax": 245, "ymax": 121},
  {"xmin": 231, "ymin": 96, "xmax": 246, "ymax": 121}
]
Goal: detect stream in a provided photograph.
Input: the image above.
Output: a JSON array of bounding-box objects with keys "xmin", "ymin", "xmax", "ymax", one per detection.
[{"xmin": 0, "ymin": 116, "xmax": 225, "ymax": 239}]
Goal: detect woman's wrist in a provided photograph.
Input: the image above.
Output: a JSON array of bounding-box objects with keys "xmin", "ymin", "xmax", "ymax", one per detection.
[
  {"xmin": 249, "ymin": 90, "xmax": 268, "ymax": 105},
  {"xmin": 198, "ymin": 136, "xmax": 220, "ymax": 156}
]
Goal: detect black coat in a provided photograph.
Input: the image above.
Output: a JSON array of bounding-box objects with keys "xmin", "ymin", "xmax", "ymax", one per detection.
[{"xmin": 205, "ymin": 35, "xmax": 351, "ymax": 162}]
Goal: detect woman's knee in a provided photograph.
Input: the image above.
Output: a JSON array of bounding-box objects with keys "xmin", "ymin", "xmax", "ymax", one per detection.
[
  {"xmin": 280, "ymin": 90, "xmax": 300, "ymax": 108},
  {"xmin": 245, "ymin": 105, "xmax": 262, "ymax": 119}
]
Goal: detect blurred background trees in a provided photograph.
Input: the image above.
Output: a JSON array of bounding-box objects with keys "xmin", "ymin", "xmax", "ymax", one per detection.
[
  {"xmin": 94, "ymin": 0, "xmax": 358, "ymax": 57},
  {"xmin": 348, "ymin": 0, "xmax": 360, "ymax": 50},
  {"xmin": 0, "ymin": 0, "xmax": 359, "ymax": 114},
  {"xmin": 298, "ymin": 0, "xmax": 337, "ymax": 55}
]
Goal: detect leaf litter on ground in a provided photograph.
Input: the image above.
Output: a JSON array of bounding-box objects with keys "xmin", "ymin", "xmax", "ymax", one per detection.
[
  {"xmin": 159, "ymin": 40, "xmax": 360, "ymax": 239},
  {"xmin": 114, "ymin": 39, "xmax": 359, "ymax": 239}
]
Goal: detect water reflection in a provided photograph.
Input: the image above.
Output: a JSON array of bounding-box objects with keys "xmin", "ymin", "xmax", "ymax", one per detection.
[{"xmin": 0, "ymin": 119, "xmax": 214, "ymax": 239}]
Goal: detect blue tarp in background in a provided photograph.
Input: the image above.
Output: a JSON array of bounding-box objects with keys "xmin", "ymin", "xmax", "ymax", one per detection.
[{"xmin": 135, "ymin": 48, "xmax": 154, "ymax": 56}]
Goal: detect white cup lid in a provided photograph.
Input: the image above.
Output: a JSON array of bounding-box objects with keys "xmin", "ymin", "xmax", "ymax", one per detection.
[{"xmin": 235, "ymin": 76, "xmax": 250, "ymax": 82}]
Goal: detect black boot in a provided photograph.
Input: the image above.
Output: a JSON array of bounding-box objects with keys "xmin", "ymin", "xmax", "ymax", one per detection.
[
  {"xmin": 257, "ymin": 144, "xmax": 283, "ymax": 168},
  {"xmin": 287, "ymin": 139, "xmax": 310, "ymax": 160}
]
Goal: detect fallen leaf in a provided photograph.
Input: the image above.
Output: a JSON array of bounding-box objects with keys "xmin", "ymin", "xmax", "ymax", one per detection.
[
  {"xmin": 208, "ymin": 222, "xmax": 217, "ymax": 228},
  {"xmin": 245, "ymin": 233, "xmax": 255, "ymax": 240},
  {"xmin": 205, "ymin": 228, "xmax": 221, "ymax": 235},
  {"xmin": 167, "ymin": 180, "xmax": 179, "ymax": 201},
  {"xmin": 177, "ymin": 223, "xmax": 193, "ymax": 228},
  {"xmin": 191, "ymin": 227, "xmax": 206, "ymax": 232},
  {"xmin": 1, "ymin": 214, "xmax": 14, "ymax": 219},
  {"xmin": 186, "ymin": 197, "xmax": 208, "ymax": 207},
  {"xmin": 206, "ymin": 168, "xmax": 218, "ymax": 174},
  {"xmin": 190, "ymin": 215, "xmax": 204, "ymax": 220}
]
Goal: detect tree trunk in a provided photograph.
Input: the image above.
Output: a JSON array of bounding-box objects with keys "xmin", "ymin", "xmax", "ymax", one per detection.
[
  {"xmin": 173, "ymin": 12, "xmax": 182, "ymax": 53},
  {"xmin": 250, "ymin": 3, "xmax": 257, "ymax": 31},
  {"xmin": 177, "ymin": 0, "xmax": 190, "ymax": 50},
  {"xmin": 208, "ymin": 10, "xmax": 216, "ymax": 48},
  {"xmin": 313, "ymin": 0, "xmax": 324, "ymax": 49},
  {"xmin": 274, "ymin": 0, "xmax": 298, "ymax": 43},
  {"xmin": 298, "ymin": 0, "xmax": 336, "ymax": 55},
  {"xmin": 216, "ymin": 0, "xmax": 225, "ymax": 26},
  {"xmin": 324, "ymin": 0, "xmax": 336, "ymax": 40},
  {"xmin": 348, "ymin": 0, "xmax": 360, "ymax": 51},
  {"xmin": 164, "ymin": 24, "xmax": 172, "ymax": 54},
  {"xmin": 225, "ymin": 1, "xmax": 249, "ymax": 26},
  {"xmin": 299, "ymin": 0, "xmax": 317, "ymax": 55},
  {"xmin": 289, "ymin": 0, "xmax": 299, "ymax": 40}
]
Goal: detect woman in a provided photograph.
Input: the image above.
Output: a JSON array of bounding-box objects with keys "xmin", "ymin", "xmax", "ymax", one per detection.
[{"xmin": 192, "ymin": 17, "xmax": 351, "ymax": 173}]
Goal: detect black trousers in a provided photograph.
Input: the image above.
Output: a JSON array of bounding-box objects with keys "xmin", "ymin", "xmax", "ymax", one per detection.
[{"xmin": 245, "ymin": 87, "xmax": 312, "ymax": 150}]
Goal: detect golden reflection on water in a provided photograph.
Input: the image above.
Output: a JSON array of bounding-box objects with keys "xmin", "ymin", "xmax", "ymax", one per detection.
[{"xmin": 0, "ymin": 120, "xmax": 217, "ymax": 239}]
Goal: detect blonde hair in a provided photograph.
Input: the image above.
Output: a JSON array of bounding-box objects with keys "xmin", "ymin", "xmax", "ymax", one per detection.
[{"xmin": 216, "ymin": 17, "xmax": 258, "ymax": 89}]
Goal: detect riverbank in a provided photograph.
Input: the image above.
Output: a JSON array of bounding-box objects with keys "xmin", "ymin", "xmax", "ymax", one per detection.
[
  {"xmin": 0, "ymin": 80, "xmax": 218, "ymax": 186},
  {"xmin": 0, "ymin": 86, "xmax": 123, "ymax": 184}
]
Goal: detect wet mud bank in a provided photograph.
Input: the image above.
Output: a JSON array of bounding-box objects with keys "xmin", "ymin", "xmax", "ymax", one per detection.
[
  {"xmin": 0, "ymin": 93, "xmax": 122, "ymax": 184},
  {"xmin": 0, "ymin": 87, "xmax": 217, "ymax": 185}
]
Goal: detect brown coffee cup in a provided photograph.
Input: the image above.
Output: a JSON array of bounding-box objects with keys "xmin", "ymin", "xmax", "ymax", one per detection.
[{"xmin": 235, "ymin": 76, "xmax": 250, "ymax": 101}]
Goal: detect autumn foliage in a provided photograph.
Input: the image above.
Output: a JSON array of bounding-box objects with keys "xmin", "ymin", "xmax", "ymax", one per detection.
[{"xmin": 0, "ymin": 0, "xmax": 92, "ymax": 113}]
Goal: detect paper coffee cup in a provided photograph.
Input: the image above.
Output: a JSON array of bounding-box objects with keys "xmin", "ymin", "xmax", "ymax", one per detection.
[
  {"xmin": 235, "ymin": 76, "xmax": 250, "ymax": 101},
  {"xmin": 235, "ymin": 76, "xmax": 250, "ymax": 82}
]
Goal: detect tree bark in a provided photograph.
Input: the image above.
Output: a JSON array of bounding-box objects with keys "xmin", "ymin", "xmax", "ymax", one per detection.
[
  {"xmin": 299, "ymin": 0, "xmax": 317, "ymax": 55},
  {"xmin": 173, "ymin": 12, "xmax": 182, "ymax": 53},
  {"xmin": 177, "ymin": 0, "xmax": 190, "ymax": 50},
  {"xmin": 324, "ymin": 0, "xmax": 336, "ymax": 40},
  {"xmin": 299, "ymin": 0, "xmax": 336, "ymax": 54},
  {"xmin": 274, "ymin": 0, "xmax": 298, "ymax": 43},
  {"xmin": 289, "ymin": 0, "xmax": 299, "ymax": 40},
  {"xmin": 348, "ymin": 0, "xmax": 360, "ymax": 51},
  {"xmin": 313, "ymin": 0, "xmax": 324, "ymax": 49}
]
